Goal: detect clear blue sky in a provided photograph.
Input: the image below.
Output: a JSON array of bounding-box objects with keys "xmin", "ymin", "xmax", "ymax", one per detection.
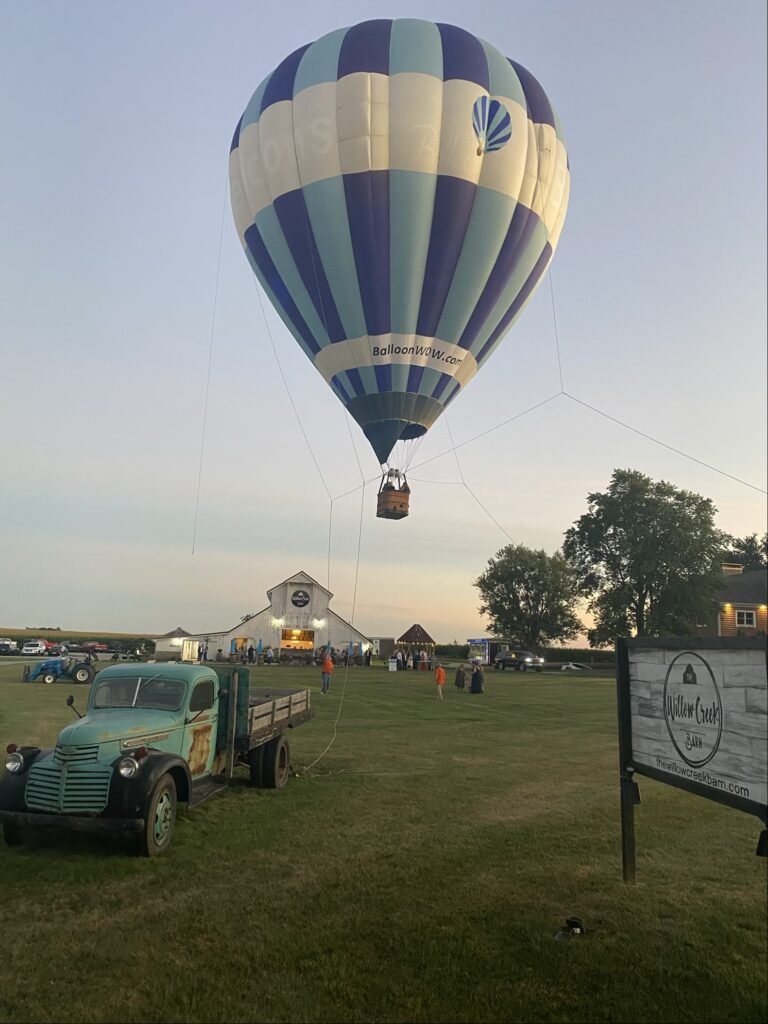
[{"xmin": 1, "ymin": 0, "xmax": 765, "ymax": 639}]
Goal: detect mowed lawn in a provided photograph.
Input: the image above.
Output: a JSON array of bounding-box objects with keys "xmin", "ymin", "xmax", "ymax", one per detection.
[{"xmin": 0, "ymin": 660, "xmax": 765, "ymax": 1024}]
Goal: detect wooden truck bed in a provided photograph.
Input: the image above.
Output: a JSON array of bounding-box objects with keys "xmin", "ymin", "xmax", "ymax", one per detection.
[{"xmin": 247, "ymin": 686, "xmax": 312, "ymax": 745}]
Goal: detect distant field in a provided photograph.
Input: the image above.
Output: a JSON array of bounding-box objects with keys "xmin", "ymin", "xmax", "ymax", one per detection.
[
  {"xmin": 0, "ymin": 627, "xmax": 158, "ymax": 641},
  {"xmin": 0, "ymin": 661, "xmax": 765, "ymax": 1024}
]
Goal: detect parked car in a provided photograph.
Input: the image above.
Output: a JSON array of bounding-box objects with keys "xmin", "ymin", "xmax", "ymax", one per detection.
[
  {"xmin": 21, "ymin": 641, "xmax": 48, "ymax": 656},
  {"xmin": 495, "ymin": 650, "xmax": 544, "ymax": 672},
  {"xmin": 0, "ymin": 639, "xmax": 19, "ymax": 656}
]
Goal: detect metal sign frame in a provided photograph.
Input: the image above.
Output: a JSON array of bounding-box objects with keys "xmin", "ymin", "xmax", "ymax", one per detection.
[{"xmin": 616, "ymin": 636, "xmax": 767, "ymax": 882}]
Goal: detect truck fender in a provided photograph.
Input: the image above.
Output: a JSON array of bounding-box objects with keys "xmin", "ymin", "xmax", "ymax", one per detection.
[
  {"xmin": 110, "ymin": 753, "xmax": 192, "ymax": 820},
  {"xmin": 0, "ymin": 748, "xmax": 50, "ymax": 812}
]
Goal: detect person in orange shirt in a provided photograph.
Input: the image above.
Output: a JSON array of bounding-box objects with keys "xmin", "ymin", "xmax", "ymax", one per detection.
[
  {"xmin": 321, "ymin": 651, "xmax": 334, "ymax": 694},
  {"xmin": 434, "ymin": 663, "xmax": 446, "ymax": 700}
]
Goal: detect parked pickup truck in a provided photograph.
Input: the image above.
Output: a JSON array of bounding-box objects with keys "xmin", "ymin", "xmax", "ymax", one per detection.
[{"xmin": 0, "ymin": 663, "xmax": 313, "ymax": 856}]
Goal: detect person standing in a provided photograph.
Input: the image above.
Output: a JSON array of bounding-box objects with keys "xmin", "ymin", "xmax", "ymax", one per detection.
[
  {"xmin": 364, "ymin": 647, "xmax": 372, "ymax": 667},
  {"xmin": 455, "ymin": 664, "xmax": 466, "ymax": 691},
  {"xmin": 247, "ymin": 644, "xmax": 254, "ymax": 664},
  {"xmin": 395, "ymin": 649, "xmax": 402, "ymax": 671},
  {"xmin": 321, "ymin": 651, "xmax": 334, "ymax": 694},
  {"xmin": 470, "ymin": 660, "xmax": 484, "ymax": 694},
  {"xmin": 266, "ymin": 647, "xmax": 274, "ymax": 665},
  {"xmin": 435, "ymin": 663, "xmax": 446, "ymax": 700}
]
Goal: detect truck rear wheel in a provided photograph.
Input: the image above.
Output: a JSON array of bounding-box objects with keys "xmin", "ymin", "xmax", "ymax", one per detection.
[
  {"xmin": 136, "ymin": 773, "xmax": 177, "ymax": 856},
  {"xmin": 248, "ymin": 746, "xmax": 264, "ymax": 787},
  {"xmin": 262, "ymin": 736, "xmax": 290, "ymax": 790}
]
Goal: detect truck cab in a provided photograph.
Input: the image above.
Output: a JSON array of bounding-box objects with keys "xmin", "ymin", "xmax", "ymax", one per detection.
[{"xmin": 1, "ymin": 663, "xmax": 312, "ymax": 855}]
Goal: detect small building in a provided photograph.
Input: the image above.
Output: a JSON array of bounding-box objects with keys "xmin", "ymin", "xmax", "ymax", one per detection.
[
  {"xmin": 713, "ymin": 568, "xmax": 767, "ymax": 637},
  {"xmin": 367, "ymin": 637, "xmax": 395, "ymax": 659},
  {"xmin": 397, "ymin": 624, "xmax": 436, "ymax": 652},
  {"xmin": 154, "ymin": 570, "xmax": 371, "ymax": 662}
]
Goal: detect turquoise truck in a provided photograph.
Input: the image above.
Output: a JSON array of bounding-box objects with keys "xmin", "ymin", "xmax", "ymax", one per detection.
[{"xmin": 0, "ymin": 662, "xmax": 313, "ymax": 855}]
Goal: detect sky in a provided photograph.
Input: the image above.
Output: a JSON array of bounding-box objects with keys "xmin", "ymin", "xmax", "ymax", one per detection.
[{"xmin": 1, "ymin": 0, "xmax": 766, "ymax": 641}]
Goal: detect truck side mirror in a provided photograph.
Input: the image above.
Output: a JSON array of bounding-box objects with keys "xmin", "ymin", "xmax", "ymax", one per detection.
[{"xmin": 66, "ymin": 695, "xmax": 84, "ymax": 719}]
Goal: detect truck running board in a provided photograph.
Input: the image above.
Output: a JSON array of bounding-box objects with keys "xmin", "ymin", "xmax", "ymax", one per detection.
[{"xmin": 188, "ymin": 778, "xmax": 228, "ymax": 809}]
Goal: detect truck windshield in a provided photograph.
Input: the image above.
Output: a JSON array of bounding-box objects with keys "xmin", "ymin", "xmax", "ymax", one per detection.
[{"xmin": 93, "ymin": 675, "xmax": 187, "ymax": 711}]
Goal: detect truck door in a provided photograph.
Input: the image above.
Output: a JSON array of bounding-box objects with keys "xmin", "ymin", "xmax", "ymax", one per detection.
[{"xmin": 182, "ymin": 678, "xmax": 218, "ymax": 778}]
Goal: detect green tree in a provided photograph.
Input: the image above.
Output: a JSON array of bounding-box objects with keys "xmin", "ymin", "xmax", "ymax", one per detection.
[
  {"xmin": 563, "ymin": 469, "xmax": 727, "ymax": 646},
  {"xmin": 722, "ymin": 532, "xmax": 768, "ymax": 572},
  {"xmin": 475, "ymin": 545, "xmax": 581, "ymax": 650}
]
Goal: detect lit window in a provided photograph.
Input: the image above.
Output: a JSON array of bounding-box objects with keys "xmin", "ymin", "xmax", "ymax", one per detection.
[{"xmin": 736, "ymin": 610, "xmax": 756, "ymax": 628}]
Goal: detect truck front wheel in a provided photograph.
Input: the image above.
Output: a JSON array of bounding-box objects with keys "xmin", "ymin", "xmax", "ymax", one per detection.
[
  {"xmin": 3, "ymin": 821, "xmax": 24, "ymax": 847},
  {"xmin": 136, "ymin": 773, "xmax": 177, "ymax": 856},
  {"xmin": 262, "ymin": 736, "xmax": 291, "ymax": 790}
]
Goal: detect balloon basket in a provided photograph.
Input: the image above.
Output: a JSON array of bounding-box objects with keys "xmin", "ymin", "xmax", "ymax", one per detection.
[{"xmin": 377, "ymin": 471, "xmax": 410, "ymax": 520}]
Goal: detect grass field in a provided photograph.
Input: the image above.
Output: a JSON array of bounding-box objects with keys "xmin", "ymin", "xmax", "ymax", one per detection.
[{"xmin": 0, "ymin": 659, "xmax": 765, "ymax": 1024}]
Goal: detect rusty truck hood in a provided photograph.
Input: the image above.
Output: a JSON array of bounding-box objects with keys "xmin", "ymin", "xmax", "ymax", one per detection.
[{"xmin": 58, "ymin": 709, "xmax": 182, "ymax": 746}]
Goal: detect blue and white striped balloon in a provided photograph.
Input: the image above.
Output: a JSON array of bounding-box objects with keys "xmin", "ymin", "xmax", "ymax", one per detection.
[{"xmin": 230, "ymin": 19, "xmax": 569, "ymax": 465}]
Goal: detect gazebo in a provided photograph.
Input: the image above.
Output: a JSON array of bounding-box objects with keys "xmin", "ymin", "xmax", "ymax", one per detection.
[{"xmin": 397, "ymin": 624, "xmax": 436, "ymax": 651}]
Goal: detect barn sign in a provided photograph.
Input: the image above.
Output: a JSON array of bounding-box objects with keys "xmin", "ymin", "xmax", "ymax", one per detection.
[{"xmin": 616, "ymin": 636, "xmax": 767, "ymax": 882}]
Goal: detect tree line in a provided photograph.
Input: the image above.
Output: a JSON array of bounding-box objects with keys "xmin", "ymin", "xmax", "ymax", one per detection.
[{"xmin": 475, "ymin": 468, "xmax": 767, "ymax": 650}]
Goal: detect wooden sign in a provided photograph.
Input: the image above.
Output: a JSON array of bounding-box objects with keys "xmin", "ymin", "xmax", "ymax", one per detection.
[{"xmin": 616, "ymin": 637, "xmax": 767, "ymax": 882}]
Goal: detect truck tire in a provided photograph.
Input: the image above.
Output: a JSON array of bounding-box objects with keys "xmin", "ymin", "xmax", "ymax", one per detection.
[
  {"xmin": 42, "ymin": 672, "xmax": 57, "ymax": 685},
  {"xmin": 248, "ymin": 745, "xmax": 264, "ymax": 787},
  {"xmin": 136, "ymin": 773, "xmax": 177, "ymax": 857},
  {"xmin": 3, "ymin": 821, "xmax": 24, "ymax": 847},
  {"xmin": 73, "ymin": 664, "xmax": 94, "ymax": 685},
  {"xmin": 262, "ymin": 736, "xmax": 290, "ymax": 790}
]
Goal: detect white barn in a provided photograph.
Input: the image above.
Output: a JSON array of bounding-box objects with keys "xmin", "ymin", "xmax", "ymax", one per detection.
[{"xmin": 154, "ymin": 570, "xmax": 371, "ymax": 662}]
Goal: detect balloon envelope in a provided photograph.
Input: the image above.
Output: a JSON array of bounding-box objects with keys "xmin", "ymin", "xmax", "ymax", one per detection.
[{"xmin": 229, "ymin": 19, "xmax": 569, "ymax": 465}]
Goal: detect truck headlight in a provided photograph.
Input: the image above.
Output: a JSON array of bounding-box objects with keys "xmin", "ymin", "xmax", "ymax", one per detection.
[
  {"xmin": 5, "ymin": 752, "xmax": 25, "ymax": 774},
  {"xmin": 117, "ymin": 756, "xmax": 139, "ymax": 779}
]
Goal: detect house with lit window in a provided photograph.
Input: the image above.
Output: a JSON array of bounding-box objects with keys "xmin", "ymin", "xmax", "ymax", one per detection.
[{"xmin": 712, "ymin": 566, "xmax": 768, "ymax": 637}]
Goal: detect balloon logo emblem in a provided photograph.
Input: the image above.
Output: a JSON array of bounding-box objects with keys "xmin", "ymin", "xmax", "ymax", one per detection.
[{"xmin": 472, "ymin": 96, "xmax": 512, "ymax": 156}]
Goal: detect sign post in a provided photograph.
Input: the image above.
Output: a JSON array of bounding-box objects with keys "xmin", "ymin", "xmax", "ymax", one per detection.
[{"xmin": 616, "ymin": 636, "xmax": 767, "ymax": 882}]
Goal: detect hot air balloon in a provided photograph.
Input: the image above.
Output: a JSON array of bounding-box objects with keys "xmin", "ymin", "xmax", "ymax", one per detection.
[{"xmin": 229, "ymin": 19, "xmax": 569, "ymax": 519}]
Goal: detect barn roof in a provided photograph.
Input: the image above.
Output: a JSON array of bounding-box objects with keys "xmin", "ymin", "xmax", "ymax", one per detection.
[
  {"xmin": 397, "ymin": 623, "xmax": 436, "ymax": 645},
  {"xmin": 159, "ymin": 626, "xmax": 191, "ymax": 638}
]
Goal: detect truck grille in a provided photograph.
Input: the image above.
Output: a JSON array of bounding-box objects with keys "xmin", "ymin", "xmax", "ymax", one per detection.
[
  {"xmin": 54, "ymin": 744, "xmax": 100, "ymax": 765},
  {"xmin": 26, "ymin": 761, "xmax": 112, "ymax": 814}
]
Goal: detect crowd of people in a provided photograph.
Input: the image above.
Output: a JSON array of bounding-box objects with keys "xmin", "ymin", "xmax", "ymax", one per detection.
[{"xmin": 393, "ymin": 649, "xmax": 433, "ymax": 671}]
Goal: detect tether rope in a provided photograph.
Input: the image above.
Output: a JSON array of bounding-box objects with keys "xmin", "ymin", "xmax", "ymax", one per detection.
[
  {"xmin": 302, "ymin": 479, "xmax": 367, "ymax": 774},
  {"xmin": 561, "ymin": 392, "xmax": 767, "ymax": 495},
  {"xmin": 191, "ymin": 171, "xmax": 229, "ymax": 555},
  {"xmin": 548, "ymin": 266, "xmax": 565, "ymax": 393},
  {"xmin": 253, "ymin": 280, "xmax": 332, "ymax": 501},
  {"xmin": 445, "ymin": 414, "xmax": 516, "ymax": 544}
]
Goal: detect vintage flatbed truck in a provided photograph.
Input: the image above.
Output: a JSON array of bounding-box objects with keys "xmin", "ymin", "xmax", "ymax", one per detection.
[{"xmin": 0, "ymin": 662, "xmax": 313, "ymax": 855}]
